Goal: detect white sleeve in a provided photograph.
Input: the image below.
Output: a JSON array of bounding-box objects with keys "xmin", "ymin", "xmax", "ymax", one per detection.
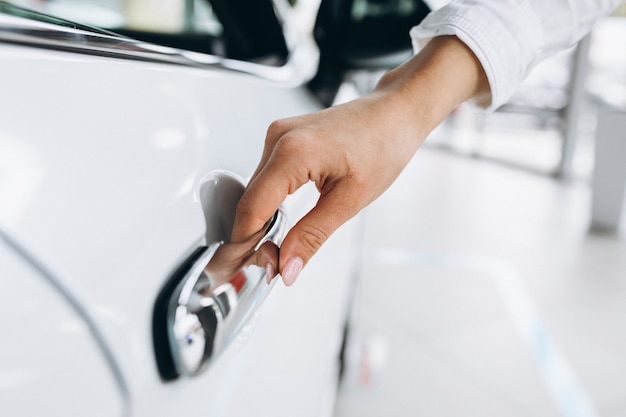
[{"xmin": 410, "ymin": 0, "xmax": 624, "ymax": 110}]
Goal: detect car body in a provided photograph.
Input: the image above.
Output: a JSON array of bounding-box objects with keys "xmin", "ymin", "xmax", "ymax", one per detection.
[{"xmin": 0, "ymin": 1, "xmax": 427, "ymax": 416}]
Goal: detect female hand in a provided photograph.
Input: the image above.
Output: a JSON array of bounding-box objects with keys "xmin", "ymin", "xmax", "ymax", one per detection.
[{"xmin": 231, "ymin": 36, "xmax": 489, "ymax": 286}]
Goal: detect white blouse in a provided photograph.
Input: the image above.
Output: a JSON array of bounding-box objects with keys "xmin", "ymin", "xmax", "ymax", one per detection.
[{"xmin": 410, "ymin": 0, "xmax": 624, "ymax": 110}]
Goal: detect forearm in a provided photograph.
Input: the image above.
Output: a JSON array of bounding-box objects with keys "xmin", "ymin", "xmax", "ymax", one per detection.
[{"xmin": 371, "ymin": 35, "xmax": 489, "ymax": 147}]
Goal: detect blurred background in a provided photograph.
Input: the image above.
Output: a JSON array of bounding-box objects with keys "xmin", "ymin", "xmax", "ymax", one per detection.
[
  {"xmin": 6, "ymin": 0, "xmax": 626, "ymax": 416},
  {"xmin": 333, "ymin": 3, "xmax": 626, "ymax": 417}
]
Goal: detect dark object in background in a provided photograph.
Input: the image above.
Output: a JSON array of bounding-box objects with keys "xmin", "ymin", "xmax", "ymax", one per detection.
[{"xmin": 310, "ymin": 0, "xmax": 431, "ymax": 105}]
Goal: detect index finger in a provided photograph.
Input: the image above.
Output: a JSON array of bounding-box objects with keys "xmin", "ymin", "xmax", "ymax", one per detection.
[{"xmin": 231, "ymin": 150, "xmax": 307, "ymax": 243}]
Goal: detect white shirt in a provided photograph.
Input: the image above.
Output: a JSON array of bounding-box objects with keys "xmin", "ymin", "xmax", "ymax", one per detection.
[{"xmin": 410, "ymin": 0, "xmax": 624, "ymax": 110}]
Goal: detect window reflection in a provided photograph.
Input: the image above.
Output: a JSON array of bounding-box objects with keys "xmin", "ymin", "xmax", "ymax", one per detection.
[{"xmin": 5, "ymin": 0, "xmax": 288, "ymax": 63}]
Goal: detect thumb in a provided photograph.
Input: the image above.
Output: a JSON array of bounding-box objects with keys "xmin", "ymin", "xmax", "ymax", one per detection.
[{"xmin": 278, "ymin": 183, "xmax": 361, "ymax": 286}]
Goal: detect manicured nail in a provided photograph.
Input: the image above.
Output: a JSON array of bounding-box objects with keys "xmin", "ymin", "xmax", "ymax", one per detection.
[
  {"xmin": 265, "ymin": 263, "xmax": 276, "ymax": 284},
  {"xmin": 282, "ymin": 257, "xmax": 303, "ymax": 286}
]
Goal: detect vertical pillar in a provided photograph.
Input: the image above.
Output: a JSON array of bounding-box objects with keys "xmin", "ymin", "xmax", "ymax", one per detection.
[
  {"xmin": 559, "ymin": 35, "xmax": 592, "ymax": 180},
  {"xmin": 591, "ymin": 105, "xmax": 626, "ymax": 233}
]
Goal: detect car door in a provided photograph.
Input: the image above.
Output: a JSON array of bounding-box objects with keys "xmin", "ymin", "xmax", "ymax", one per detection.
[{"xmin": 0, "ymin": 2, "xmax": 360, "ymax": 416}]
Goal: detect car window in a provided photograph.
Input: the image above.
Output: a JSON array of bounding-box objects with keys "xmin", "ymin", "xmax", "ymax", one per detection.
[{"xmin": 5, "ymin": 0, "xmax": 288, "ymax": 64}]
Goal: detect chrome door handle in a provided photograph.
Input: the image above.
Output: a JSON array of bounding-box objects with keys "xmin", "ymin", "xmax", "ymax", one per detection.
[{"xmin": 153, "ymin": 172, "xmax": 285, "ymax": 380}]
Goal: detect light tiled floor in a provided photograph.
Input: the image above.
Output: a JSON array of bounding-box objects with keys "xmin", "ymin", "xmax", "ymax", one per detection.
[{"xmin": 333, "ymin": 128, "xmax": 626, "ymax": 417}]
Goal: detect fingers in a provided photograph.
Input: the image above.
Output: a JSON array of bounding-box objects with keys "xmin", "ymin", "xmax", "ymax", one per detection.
[
  {"xmin": 205, "ymin": 227, "xmax": 265, "ymax": 285},
  {"xmin": 278, "ymin": 182, "xmax": 361, "ymax": 286},
  {"xmin": 252, "ymin": 241, "xmax": 279, "ymax": 284},
  {"xmin": 232, "ymin": 160, "xmax": 293, "ymax": 244},
  {"xmin": 248, "ymin": 119, "xmax": 295, "ymax": 181},
  {"xmin": 232, "ymin": 143, "xmax": 360, "ymax": 287},
  {"xmin": 231, "ymin": 102, "xmax": 398, "ymax": 287},
  {"xmin": 231, "ymin": 119, "xmax": 305, "ymax": 244},
  {"xmin": 204, "ymin": 238, "xmax": 279, "ymax": 287}
]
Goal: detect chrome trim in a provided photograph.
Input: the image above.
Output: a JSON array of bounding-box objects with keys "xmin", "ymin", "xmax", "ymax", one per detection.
[
  {"xmin": 153, "ymin": 170, "xmax": 287, "ymax": 379},
  {"xmin": 167, "ymin": 209, "xmax": 285, "ymax": 378},
  {"xmin": 0, "ymin": 4, "xmax": 319, "ymax": 86}
]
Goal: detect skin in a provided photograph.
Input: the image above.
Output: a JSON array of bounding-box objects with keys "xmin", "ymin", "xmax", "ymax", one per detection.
[{"xmin": 231, "ymin": 35, "xmax": 490, "ymax": 286}]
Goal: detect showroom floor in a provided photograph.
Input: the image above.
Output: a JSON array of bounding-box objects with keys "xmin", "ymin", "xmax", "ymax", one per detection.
[{"xmin": 332, "ymin": 112, "xmax": 626, "ymax": 417}]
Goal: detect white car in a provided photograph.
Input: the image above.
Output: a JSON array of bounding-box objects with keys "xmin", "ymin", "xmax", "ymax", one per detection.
[{"xmin": 0, "ymin": 1, "xmax": 428, "ymax": 416}]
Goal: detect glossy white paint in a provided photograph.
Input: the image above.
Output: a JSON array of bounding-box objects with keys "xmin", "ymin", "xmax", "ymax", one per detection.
[
  {"xmin": 0, "ymin": 240, "xmax": 123, "ymax": 417},
  {"xmin": 0, "ymin": 40, "xmax": 359, "ymax": 416}
]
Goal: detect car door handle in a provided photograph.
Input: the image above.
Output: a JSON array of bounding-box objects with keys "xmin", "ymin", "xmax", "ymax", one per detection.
[{"xmin": 153, "ymin": 172, "xmax": 285, "ymax": 380}]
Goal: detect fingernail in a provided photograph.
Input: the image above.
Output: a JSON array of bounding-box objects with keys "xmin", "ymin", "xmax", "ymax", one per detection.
[
  {"xmin": 282, "ymin": 257, "xmax": 303, "ymax": 286},
  {"xmin": 265, "ymin": 263, "xmax": 276, "ymax": 284}
]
